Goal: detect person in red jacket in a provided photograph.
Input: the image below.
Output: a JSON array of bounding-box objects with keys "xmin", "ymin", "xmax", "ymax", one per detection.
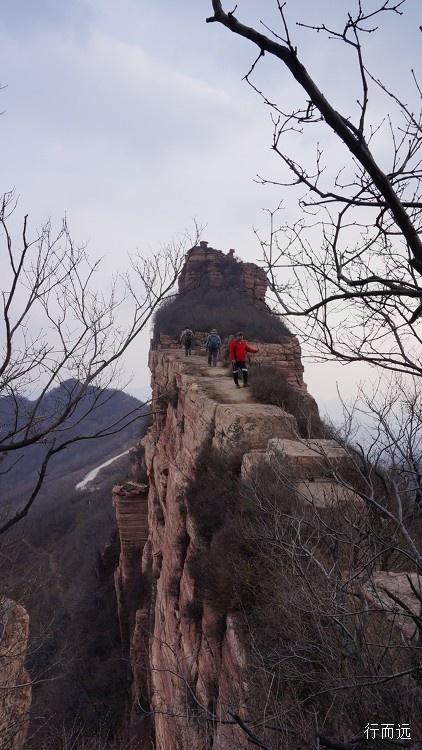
[{"xmin": 229, "ymin": 332, "xmax": 258, "ymax": 387}]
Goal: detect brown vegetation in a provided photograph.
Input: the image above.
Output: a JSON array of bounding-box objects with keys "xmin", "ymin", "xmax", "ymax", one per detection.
[
  {"xmin": 181, "ymin": 441, "xmax": 422, "ymax": 748},
  {"xmin": 153, "ymin": 286, "xmax": 291, "ymax": 344},
  {"xmin": 1, "ymin": 433, "xmax": 149, "ymax": 748},
  {"xmin": 250, "ymin": 364, "xmax": 328, "ymax": 438}
]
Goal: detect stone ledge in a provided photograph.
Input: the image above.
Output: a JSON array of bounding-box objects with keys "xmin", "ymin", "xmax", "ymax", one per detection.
[{"xmin": 362, "ymin": 572, "xmax": 422, "ymax": 641}]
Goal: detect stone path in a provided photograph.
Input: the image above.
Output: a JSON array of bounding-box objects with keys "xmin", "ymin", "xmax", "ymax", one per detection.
[{"xmin": 175, "ymin": 353, "xmax": 253, "ymax": 404}]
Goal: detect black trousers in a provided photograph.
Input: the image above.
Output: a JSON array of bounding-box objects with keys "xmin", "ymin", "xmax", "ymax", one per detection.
[{"xmin": 232, "ymin": 360, "xmax": 248, "ymax": 385}]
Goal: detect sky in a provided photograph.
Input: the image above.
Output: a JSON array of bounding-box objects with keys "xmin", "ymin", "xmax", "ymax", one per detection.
[{"xmin": 1, "ymin": 0, "xmax": 421, "ymax": 418}]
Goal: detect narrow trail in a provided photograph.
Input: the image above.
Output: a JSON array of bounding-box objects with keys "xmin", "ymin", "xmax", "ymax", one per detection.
[
  {"xmin": 172, "ymin": 352, "xmax": 253, "ymax": 404},
  {"xmin": 75, "ymin": 449, "xmax": 130, "ymax": 491}
]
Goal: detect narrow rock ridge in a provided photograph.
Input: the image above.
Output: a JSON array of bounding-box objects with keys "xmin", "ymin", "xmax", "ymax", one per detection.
[
  {"xmin": 113, "ymin": 247, "xmax": 421, "ymax": 748},
  {"xmin": 114, "ymin": 348, "xmax": 422, "ymax": 750},
  {"xmin": 123, "ymin": 349, "xmax": 299, "ymax": 749},
  {"xmin": 155, "ymin": 336, "xmax": 306, "ymax": 391},
  {"xmin": 0, "ymin": 598, "xmax": 31, "ymax": 750}
]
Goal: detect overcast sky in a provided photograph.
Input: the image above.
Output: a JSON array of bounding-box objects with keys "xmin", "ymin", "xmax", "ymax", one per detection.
[{"xmin": 1, "ymin": 1, "xmax": 420, "ymax": 416}]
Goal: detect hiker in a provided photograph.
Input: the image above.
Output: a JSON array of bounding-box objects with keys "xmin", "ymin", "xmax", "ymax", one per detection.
[
  {"xmin": 229, "ymin": 332, "xmax": 258, "ymax": 387},
  {"xmin": 205, "ymin": 329, "xmax": 221, "ymax": 367},
  {"xmin": 180, "ymin": 328, "xmax": 193, "ymax": 356}
]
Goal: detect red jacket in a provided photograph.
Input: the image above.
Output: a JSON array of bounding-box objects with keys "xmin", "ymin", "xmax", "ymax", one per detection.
[{"xmin": 229, "ymin": 338, "xmax": 258, "ymax": 362}]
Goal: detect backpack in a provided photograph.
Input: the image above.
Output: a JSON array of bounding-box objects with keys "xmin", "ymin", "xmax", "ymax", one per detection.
[
  {"xmin": 185, "ymin": 332, "xmax": 192, "ymax": 345},
  {"xmin": 208, "ymin": 333, "xmax": 220, "ymax": 350}
]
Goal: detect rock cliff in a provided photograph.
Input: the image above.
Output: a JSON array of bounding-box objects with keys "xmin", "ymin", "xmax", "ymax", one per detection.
[
  {"xmin": 0, "ymin": 599, "xmax": 31, "ymax": 750},
  {"xmin": 120, "ymin": 349, "xmax": 299, "ymax": 749},
  {"xmin": 178, "ymin": 241, "xmax": 267, "ymax": 305},
  {"xmin": 114, "ymin": 248, "xmax": 422, "ymax": 749}
]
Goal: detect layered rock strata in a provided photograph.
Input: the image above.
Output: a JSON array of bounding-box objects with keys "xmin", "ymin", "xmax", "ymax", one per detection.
[
  {"xmin": 114, "ymin": 350, "xmax": 299, "ymax": 749},
  {"xmin": 0, "ymin": 599, "xmax": 31, "ymax": 750},
  {"xmin": 178, "ymin": 242, "xmax": 267, "ymax": 304},
  {"xmin": 114, "ymin": 347, "xmax": 422, "ymax": 749},
  {"xmin": 113, "ymin": 482, "xmax": 149, "ymax": 650}
]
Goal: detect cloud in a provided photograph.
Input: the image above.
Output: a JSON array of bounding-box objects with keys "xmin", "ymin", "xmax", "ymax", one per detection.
[
  {"xmin": 2, "ymin": 0, "xmax": 419, "ymax": 401},
  {"xmin": 1, "ymin": 0, "xmax": 96, "ymax": 37}
]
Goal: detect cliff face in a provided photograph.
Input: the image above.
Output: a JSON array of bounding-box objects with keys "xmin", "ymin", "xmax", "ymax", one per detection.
[
  {"xmin": 126, "ymin": 349, "xmax": 299, "ymax": 749},
  {"xmin": 178, "ymin": 241, "xmax": 267, "ymax": 305},
  {"xmin": 116, "ymin": 349, "xmax": 422, "ymax": 749},
  {"xmin": 0, "ymin": 599, "xmax": 31, "ymax": 750},
  {"xmin": 112, "ymin": 248, "xmax": 321, "ymax": 747},
  {"xmin": 114, "ymin": 249, "xmax": 422, "ymax": 748}
]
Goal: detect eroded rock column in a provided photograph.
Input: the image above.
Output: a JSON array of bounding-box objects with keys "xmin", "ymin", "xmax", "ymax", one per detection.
[{"xmin": 0, "ymin": 599, "xmax": 31, "ymax": 750}]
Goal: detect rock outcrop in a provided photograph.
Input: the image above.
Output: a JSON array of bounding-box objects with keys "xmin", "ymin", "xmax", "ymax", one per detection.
[
  {"xmin": 178, "ymin": 241, "xmax": 268, "ymax": 305},
  {"xmin": 0, "ymin": 599, "xmax": 31, "ymax": 750},
  {"xmin": 120, "ymin": 350, "xmax": 298, "ymax": 749},
  {"xmin": 115, "ymin": 348, "xmax": 422, "ymax": 749},
  {"xmin": 113, "ymin": 247, "xmax": 422, "ymax": 749},
  {"xmin": 113, "ymin": 482, "xmax": 149, "ymax": 650}
]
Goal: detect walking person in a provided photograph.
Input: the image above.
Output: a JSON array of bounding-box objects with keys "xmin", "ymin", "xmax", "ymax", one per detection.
[
  {"xmin": 205, "ymin": 329, "xmax": 221, "ymax": 367},
  {"xmin": 229, "ymin": 332, "xmax": 258, "ymax": 387},
  {"xmin": 180, "ymin": 328, "xmax": 193, "ymax": 356}
]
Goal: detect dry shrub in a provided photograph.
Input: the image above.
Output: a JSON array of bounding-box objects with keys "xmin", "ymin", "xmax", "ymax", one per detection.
[
  {"xmin": 250, "ymin": 365, "xmax": 329, "ymax": 438},
  {"xmin": 185, "ymin": 447, "xmax": 241, "ymax": 543},
  {"xmin": 183, "ymin": 445, "xmax": 422, "ymax": 747},
  {"xmin": 184, "ymin": 447, "xmax": 258, "ymax": 615},
  {"xmin": 181, "ymin": 598, "xmax": 203, "ymax": 624},
  {"xmin": 187, "ymin": 524, "xmax": 253, "ymax": 616},
  {"xmin": 158, "ymin": 380, "xmax": 179, "ymax": 411},
  {"xmin": 235, "ymin": 459, "xmax": 422, "ymax": 748},
  {"xmin": 153, "ymin": 286, "xmax": 291, "ymax": 344},
  {"xmin": 129, "ymin": 442, "xmax": 148, "ymax": 484},
  {"xmin": 37, "ymin": 724, "xmax": 135, "ymax": 750},
  {"xmin": 167, "ymin": 573, "xmax": 180, "ymax": 599}
]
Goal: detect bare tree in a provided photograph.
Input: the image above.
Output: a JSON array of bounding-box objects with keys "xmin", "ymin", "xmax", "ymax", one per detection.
[
  {"xmin": 136, "ymin": 373, "xmax": 422, "ymax": 749},
  {"xmin": 202, "ymin": 9, "xmax": 422, "ymax": 746},
  {"xmin": 206, "ymin": 1, "xmax": 422, "ymax": 376},
  {"xmin": 0, "ymin": 190, "xmax": 189, "ymax": 534},
  {"xmin": 228, "ymin": 401, "xmax": 422, "ymax": 749}
]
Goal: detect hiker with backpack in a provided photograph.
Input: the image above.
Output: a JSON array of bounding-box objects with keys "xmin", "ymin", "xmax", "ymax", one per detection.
[
  {"xmin": 180, "ymin": 328, "xmax": 193, "ymax": 356},
  {"xmin": 205, "ymin": 329, "xmax": 221, "ymax": 367},
  {"xmin": 229, "ymin": 332, "xmax": 258, "ymax": 387}
]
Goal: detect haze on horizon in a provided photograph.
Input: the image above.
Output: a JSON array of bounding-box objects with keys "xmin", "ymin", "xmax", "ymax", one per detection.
[{"xmin": 1, "ymin": 0, "xmax": 420, "ymax": 418}]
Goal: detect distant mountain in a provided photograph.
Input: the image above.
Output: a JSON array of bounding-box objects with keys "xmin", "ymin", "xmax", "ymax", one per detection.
[
  {"xmin": 0, "ymin": 380, "xmax": 149, "ymax": 506},
  {"xmin": 0, "ymin": 380, "xmax": 151, "ymax": 744}
]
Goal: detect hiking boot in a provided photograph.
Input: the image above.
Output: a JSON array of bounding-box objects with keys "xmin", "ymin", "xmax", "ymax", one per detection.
[
  {"xmin": 235, "ymin": 383, "xmax": 241, "ymax": 388},
  {"xmin": 243, "ymin": 382, "xmax": 249, "ymax": 387}
]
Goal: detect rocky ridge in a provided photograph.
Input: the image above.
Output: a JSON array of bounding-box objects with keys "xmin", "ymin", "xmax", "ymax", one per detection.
[
  {"xmin": 113, "ymin": 247, "xmax": 422, "ymax": 749},
  {"xmin": 114, "ymin": 346, "xmax": 422, "ymax": 749}
]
